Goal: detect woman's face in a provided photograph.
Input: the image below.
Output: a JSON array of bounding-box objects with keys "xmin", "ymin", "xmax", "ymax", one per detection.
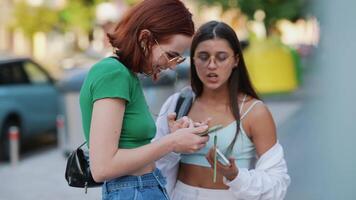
[
  {"xmin": 193, "ymin": 38, "xmax": 238, "ymax": 91},
  {"xmin": 148, "ymin": 34, "xmax": 192, "ymax": 80}
]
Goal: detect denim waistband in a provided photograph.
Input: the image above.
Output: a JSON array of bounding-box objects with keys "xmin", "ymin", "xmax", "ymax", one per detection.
[{"xmin": 103, "ymin": 168, "xmax": 167, "ymax": 193}]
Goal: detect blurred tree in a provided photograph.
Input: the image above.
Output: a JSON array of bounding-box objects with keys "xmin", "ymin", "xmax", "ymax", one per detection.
[
  {"xmin": 59, "ymin": 0, "xmax": 99, "ymax": 33},
  {"xmin": 57, "ymin": 0, "xmax": 107, "ymax": 50},
  {"xmin": 11, "ymin": 0, "xmax": 108, "ymax": 52},
  {"xmin": 12, "ymin": 1, "xmax": 59, "ymax": 39},
  {"xmin": 124, "ymin": 0, "xmax": 141, "ymax": 6},
  {"xmin": 198, "ymin": 0, "xmax": 306, "ymax": 34}
]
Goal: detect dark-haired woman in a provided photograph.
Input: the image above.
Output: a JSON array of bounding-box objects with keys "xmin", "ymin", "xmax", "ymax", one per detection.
[
  {"xmin": 79, "ymin": 1, "xmax": 210, "ymax": 199},
  {"xmin": 155, "ymin": 21, "xmax": 290, "ymax": 200}
]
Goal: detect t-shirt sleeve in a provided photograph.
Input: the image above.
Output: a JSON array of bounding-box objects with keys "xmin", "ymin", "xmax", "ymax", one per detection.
[{"xmin": 91, "ymin": 68, "xmax": 131, "ymax": 103}]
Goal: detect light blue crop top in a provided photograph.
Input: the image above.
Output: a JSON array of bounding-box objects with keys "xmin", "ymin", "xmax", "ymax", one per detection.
[{"xmin": 180, "ymin": 98, "xmax": 262, "ymax": 169}]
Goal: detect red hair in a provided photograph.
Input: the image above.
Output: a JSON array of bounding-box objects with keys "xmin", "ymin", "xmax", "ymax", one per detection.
[{"xmin": 107, "ymin": 0, "xmax": 195, "ymax": 73}]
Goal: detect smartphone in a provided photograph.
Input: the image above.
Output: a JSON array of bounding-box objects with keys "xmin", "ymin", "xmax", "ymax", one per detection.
[
  {"xmin": 198, "ymin": 124, "xmax": 224, "ymax": 136},
  {"xmin": 216, "ymin": 148, "xmax": 231, "ymax": 166}
]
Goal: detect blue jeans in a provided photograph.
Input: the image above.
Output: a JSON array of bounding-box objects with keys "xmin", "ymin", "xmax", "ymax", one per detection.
[{"xmin": 102, "ymin": 168, "xmax": 169, "ymax": 200}]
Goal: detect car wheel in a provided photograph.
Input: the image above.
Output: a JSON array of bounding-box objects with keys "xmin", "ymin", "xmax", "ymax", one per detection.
[{"xmin": 0, "ymin": 121, "xmax": 21, "ymax": 161}]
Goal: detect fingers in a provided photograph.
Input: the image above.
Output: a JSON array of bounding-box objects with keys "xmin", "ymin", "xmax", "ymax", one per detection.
[
  {"xmin": 217, "ymin": 160, "xmax": 231, "ymax": 169},
  {"xmin": 205, "ymin": 147, "xmax": 215, "ymax": 168},
  {"xmin": 228, "ymin": 158, "xmax": 236, "ymax": 168},
  {"xmin": 181, "ymin": 116, "xmax": 191, "ymax": 128},
  {"xmin": 188, "ymin": 118, "xmax": 195, "ymax": 128},
  {"xmin": 205, "ymin": 154, "xmax": 214, "ymax": 168},
  {"xmin": 193, "ymin": 117, "xmax": 212, "ymax": 127},
  {"xmin": 198, "ymin": 143, "xmax": 207, "ymax": 149},
  {"xmin": 193, "ymin": 122, "xmax": 201, "ymax": 127},
  {"xmin": 167, "ymin": 112, "xmax": 176, "ymax": 122},
  {"xmin": 191, "ymin": 125, "xmax": 209, "ymax": 135}
]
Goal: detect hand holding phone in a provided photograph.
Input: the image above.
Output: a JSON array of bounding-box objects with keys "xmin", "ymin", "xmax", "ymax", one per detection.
[
  {"xmin": 216, "ymin": 148, "xmax": 231, "ymax": 166},
  {"xmin": 198, "ymin": 124, "xmax": 224, "ymax": 136}
]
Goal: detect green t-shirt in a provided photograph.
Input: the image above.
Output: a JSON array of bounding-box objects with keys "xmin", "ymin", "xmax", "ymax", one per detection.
[{"xmin": 79, "ymin": 57, "xmax": 156, "ymax": 149}]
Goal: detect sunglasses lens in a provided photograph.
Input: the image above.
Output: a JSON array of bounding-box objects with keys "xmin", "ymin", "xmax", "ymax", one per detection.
[{"xmin": 175, "ymin": 57, "xmax": 185, "ymax": 65}]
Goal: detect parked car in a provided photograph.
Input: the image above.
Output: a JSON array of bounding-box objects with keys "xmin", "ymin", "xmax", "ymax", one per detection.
[{"xmin": 0, "ymin": 56, "xmax": 60, "ymax": 160}]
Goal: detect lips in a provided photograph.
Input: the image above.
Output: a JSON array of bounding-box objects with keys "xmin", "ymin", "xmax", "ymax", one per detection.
[
  {"xmin": 207, "ymin": 73, "xmax": 218, "ymax": 78},
  {"xmin": 206, "ymin": 72, "xmax": 218, "ymax": 81}
]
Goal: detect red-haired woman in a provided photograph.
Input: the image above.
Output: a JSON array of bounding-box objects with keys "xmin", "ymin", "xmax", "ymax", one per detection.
[{"xmin": 79, "ymin": 1, "xmax": 209, "ymax": 199}]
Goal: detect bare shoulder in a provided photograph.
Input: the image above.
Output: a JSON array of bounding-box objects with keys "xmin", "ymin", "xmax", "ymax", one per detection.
[
  {"xmin": 240, "ymin": 95, "xmax": 271, "ymax": 121},
  {"xmin": 248, "ymin": 100, "xmax": 273, "ymax": 121},
  {"xmin": 242, "ymin": 97, "xmax": 277, "ymax": 156}
]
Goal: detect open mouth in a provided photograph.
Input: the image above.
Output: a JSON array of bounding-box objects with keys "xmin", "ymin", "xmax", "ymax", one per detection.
[
  {"xmin": 207, "ymin": 73, "xmax": 218, "ymax": 78},
  {"xmin": 205, "ymin": 72, "xmax": 219, "ymax": 83}
]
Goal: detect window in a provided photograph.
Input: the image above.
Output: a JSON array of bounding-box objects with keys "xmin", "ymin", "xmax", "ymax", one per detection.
[
  {"xmin": 23, "ymin": 61, "xmax": 49, "ymax": 84},
  {"xmin": 0, "ymin": 62, "xmax": 29, "ymax": 85}
]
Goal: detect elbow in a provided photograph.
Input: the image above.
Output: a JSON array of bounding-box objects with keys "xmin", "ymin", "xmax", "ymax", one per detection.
[
  {"xmin": 91, "ymin": 165, "xmax": 108, "ymax": 182},
  {"xmin": 91, "ymin": 163, "xmax": 126, "ymax": 182}
]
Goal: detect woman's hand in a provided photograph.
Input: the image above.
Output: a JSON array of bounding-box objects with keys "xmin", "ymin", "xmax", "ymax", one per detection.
[
  {"xmin": 169, "ymin": 125, "xmax": 209, "ymax": 154},
  {"xmin": 206, "ymin": 147, "xmax": 239, "ymax": 181},
  {"xmin": 167, "ymin": 113, "xmax": 192, "ymax": 132},
  {"xmin": 167, "ymin": 113, "xmax": 212, "ymax": 133}
]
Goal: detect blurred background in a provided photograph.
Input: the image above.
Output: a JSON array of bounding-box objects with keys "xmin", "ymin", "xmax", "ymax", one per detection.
[{"xmin": 0, "ymin": 0, "xmax": 355, "ymax": 199}]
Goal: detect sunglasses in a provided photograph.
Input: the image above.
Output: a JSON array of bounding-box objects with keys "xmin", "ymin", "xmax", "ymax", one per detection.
[{"xmin": 154, "ymin": 39, "xmax": 186, "ymax": 66}]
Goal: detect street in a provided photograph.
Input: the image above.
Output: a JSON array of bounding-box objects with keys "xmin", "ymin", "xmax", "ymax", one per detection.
[{"xmin": 0, "ymin": 96, "xmax": 302, "ymax": 200}]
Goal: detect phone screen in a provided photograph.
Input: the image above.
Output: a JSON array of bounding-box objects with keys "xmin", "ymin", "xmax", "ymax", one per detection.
[{"xmin": 216, "ymin": 148, "xmax": 231, "ymax": 166}]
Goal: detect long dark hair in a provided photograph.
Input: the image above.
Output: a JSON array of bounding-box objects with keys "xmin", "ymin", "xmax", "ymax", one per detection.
[
  {"xmin": 107, "ymin": 0, "xmax": 194, "ymax": 73},
  {"xmin": 190, "ymin": 21, "xmax": 260, "ymax": 154}
]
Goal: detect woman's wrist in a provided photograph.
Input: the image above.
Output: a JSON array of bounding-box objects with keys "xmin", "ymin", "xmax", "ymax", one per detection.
[{"xmin": 160, "ymin": 133, "xmax": 177, "ymax": 153}]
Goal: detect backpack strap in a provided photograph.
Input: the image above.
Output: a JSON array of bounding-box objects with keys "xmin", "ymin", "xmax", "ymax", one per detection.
[{"xmin": 174, "ymin": 87, "xmax": 194, "ymax": 120}]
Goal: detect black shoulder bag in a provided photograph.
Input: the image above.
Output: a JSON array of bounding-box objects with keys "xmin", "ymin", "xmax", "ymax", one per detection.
[
  {"xmin": 174, "ymin": 87, "xmax": 194, "ymax": 120},
  {"xmin": 64, "ymin": 142, "xmax": 102, "ymax": 193}
]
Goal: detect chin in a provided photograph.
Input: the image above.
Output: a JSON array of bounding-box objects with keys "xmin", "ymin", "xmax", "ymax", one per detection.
[
  {"xmin": 203, "ymin": 80, "xmax": 229, "ymax": 91},
  {"xmin": 203, "ymin": 82, "xmax": 222, "ymax": 90},
  {"xmin": 152, "ymin": 73, "xmax": 160, "ymax": 81}
]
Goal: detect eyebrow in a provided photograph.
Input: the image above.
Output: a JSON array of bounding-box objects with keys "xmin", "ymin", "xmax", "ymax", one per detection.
[{"xmin": 197, "ymin": 51, "xmax": 229, "ymax": 54}]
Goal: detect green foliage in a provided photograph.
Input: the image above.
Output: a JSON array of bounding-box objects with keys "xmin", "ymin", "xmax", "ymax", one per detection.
[
  {"xmin": 12, "ymin": 1, "xmax": 59, "ymax": 38},
  {"xmin": 12, "ymin": 0, "xmax": 109, "ymax": 38},
  {"xmin": 124, "ymin": 0, "xmax": 141, "ymax": 6},
  {"xmin": 198, "ymin": 0, "xmax": 306, "ymax": 30},
  {"xmin": 198, "ymin": 0, "xmax": 237, "ymax": 10},
  {"xmin": 238, "ymin": 0, "xmax": 305, "ymax": 28},
  {"xmin": 58, "ymin": 1, "xmax": 96, "ymax": 33}
]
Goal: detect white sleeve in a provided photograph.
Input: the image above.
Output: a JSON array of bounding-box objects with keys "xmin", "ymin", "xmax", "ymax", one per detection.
[
  {"xmin": 223, "ymin": 142, "xmax": 291, "ymax": 200},
  {"xmin": 153, "ymin": 93, "xmax": 181, "ymax": 196}
]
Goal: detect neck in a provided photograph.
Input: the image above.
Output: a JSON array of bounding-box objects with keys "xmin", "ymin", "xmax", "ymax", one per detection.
[
  {"xmin": 197, "ymin": 85, "xmax": 246, "ymax": 107},
  {"xmin": 199, "ymin": 86, "xmax": 230, "ymax": 106}
]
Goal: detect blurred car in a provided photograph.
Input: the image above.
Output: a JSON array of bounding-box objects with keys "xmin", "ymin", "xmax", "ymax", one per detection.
[{"xmin": 0, "ymin": 56, "xmax": 60, "ymax": 160}]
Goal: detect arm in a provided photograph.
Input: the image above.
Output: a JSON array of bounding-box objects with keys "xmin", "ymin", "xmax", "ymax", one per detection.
[
  {"xmin": 206, "ymin": 103, "xmax": 290, "ymax": 199},
  {"xmin": 223, "ymin": 103, "xmax": 291, "ymax": 200},
  {"xmin": 90, "ymin": 98, "xmax": 209, "ymax": 182},
  {"xmin": 153, "ymin": 93, "xmax": 182, "ymax": 195}
]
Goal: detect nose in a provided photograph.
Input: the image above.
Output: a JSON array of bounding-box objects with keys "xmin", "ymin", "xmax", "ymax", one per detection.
[{"xmin": 206, "ymin": 58, "xmax": 218, "ymax": 70}]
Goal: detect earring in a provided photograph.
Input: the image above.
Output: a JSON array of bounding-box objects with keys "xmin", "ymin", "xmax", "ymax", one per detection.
[{"xmin": 141, "ymin": 42, "xmax": 146, "ymax": 51}]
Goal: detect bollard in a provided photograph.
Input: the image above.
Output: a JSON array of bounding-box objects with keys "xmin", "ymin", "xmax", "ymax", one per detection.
[
  {"xmin": 9, "ymin": 126, "xmax": 20, "ymax": 167},
  {"xmin": 56, "ymin": 115, "xmax": 66, "ymax": 152}
]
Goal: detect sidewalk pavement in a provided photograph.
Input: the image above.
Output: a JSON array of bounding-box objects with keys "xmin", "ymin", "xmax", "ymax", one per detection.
[{"xmin": 0, "ymin": 99, "xmax": 302, "ymax": 200}]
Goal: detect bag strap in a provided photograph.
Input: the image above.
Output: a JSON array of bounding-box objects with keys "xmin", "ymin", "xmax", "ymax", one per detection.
[
  {"xmin": 77, "ymin": 141, "xmax": 86, "ymax": 149},
  {"xmin": 174, "ymin": 87, "xmax": 194, "ymax": 120}
]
